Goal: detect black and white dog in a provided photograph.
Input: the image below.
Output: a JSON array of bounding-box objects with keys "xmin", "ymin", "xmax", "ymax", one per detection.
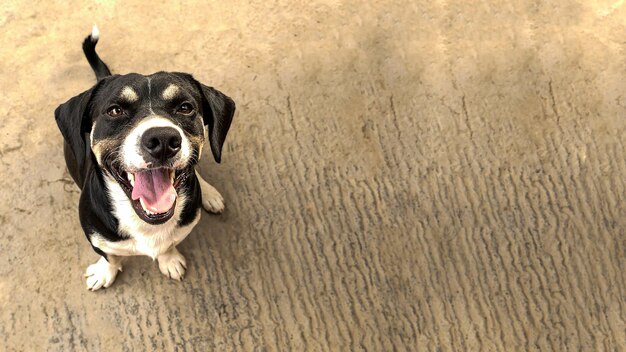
[{"xmin": 55, "ymin": 26, "xmax": 235, "ymax": 290}]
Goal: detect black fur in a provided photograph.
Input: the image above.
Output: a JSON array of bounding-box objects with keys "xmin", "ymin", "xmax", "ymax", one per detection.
[
  {"xmin": 55, "ymin": 30, "xmax": 235, "ymax": 259},
  {"xmin": 82, "ymin": 33, "xmax": 112, "ymax": 81},
  {"xmin": 55, "ymin": 86, "xmax": 95, "ymax": 188},
  {"xmin": 178, "ymin": 73, "xmax": 235, "ymax": 163}
]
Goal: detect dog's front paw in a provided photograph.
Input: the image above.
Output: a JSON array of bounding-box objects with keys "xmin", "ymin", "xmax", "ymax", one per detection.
[
  {"xmin": 85, "ymin": 256, "xmax": 121, "ymax": 291},
  {"xmin": 158, "ymin": 247, "xmax": 187, "ymax": 281},
  {"xmin": 201, "ymin": 184, "xmax": 225, "ymax": 214}
]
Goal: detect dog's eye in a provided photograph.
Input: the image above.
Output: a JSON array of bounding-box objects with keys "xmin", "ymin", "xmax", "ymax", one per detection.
[
  {"xmin": 107, "ymin": 106, "xmax": 124, "ymax": 117},
  {"xmin": 177, "ymin": 103, "xmax": 194, "ymax": 115}
]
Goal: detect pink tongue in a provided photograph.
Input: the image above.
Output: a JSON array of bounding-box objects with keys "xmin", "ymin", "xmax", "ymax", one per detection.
[{"xmin": 131, "ymin": 169, "xmax": 177, "ymax": 214}]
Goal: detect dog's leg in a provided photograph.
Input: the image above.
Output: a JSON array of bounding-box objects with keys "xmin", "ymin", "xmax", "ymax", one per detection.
[
  {"xmin": 157, "ymin": 246, "xmax": 187, "ymax": 281},
  {"xmin": 91, "ymin": 235, "xmax": 137, "ymax": 257},
  {"xmin": 85, "ymin": 255, "xmax": 124, "ymax": 291},
  {"xmin": 196, "ymin": 170, "xmax": 225, "ymax": 213}
]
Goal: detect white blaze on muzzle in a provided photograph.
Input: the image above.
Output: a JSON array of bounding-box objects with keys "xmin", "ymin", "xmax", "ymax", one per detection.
[
  {"xmin": 121, "ymin": 116, "xmax": 192, "ymax": 170},
  {"xmin": 119, "ymin": 116, "xmax": 192, "ymax": 215}
]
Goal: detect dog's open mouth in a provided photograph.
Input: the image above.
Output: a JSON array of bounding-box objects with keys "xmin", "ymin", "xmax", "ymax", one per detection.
[{"xmin": 107, "ymin": 160, "xmax": 191, "ymax": 224}]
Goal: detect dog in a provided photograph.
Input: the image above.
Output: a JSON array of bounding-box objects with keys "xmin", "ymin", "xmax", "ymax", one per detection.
[{"xmin": 55, "ymin": 26, "xmax": 235, "ymax": 291}]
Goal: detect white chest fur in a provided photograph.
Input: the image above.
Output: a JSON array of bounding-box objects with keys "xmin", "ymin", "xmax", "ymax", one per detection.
[{"xmin": 90, "ymin": 176, "xmax": 200, "ymax": 259}]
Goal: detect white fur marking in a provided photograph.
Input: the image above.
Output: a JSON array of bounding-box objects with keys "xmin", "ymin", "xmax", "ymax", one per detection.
[
  {"xmin": 91, "ymin": 24, "xmax": 99, "ymax": 41},
  {"xmin": 147, "ymin": 77, "xmax": 154, "ymax": 114},
  {"xmin": 94, "ymin": 175, "xmax": 201, "ymax": 259},
  {"xmin": 157, "ymin": 247, "xmax": 187, "ymax": 280},
  {"xmin": 120, "ymin": 116, "xmax": 192, "ymax": 170},
  {"xmin": 196, "ymin": 170, "xmax": 225, "ymax": 213},
  {"xmin": 85, "ymin": 256, "xmax": 121, "ymax": 291},
  {"xmin": 162, "ymin": 84, "xmax": 180, "ymax": 100}
]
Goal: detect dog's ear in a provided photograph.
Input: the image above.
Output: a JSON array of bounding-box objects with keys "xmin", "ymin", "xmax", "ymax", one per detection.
[
  {"xmin": 173, "ymin": 73, "xmax": 235, "ymax": 163},
  {"xmin": 198, "ymin": 84, "xmax": 235, "ymax": 163},
  {"xmin": 54, "ymin": 88, "xmax": 94, "ymax": 172}
]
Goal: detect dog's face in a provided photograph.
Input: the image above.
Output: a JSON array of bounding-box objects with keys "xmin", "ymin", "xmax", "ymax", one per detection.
[{"xmin": 55, "ymin": 72, "xmax": 235, "ymax": 225}]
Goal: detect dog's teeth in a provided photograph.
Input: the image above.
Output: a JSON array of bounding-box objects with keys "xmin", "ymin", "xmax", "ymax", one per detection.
[
  {"xmin": 139, "ymin": 198, "xmax": 156, "ymax": 215},
  {"xmin": 170, "ymin": 170, "xmax": 175, "ymax": 183},
  {"xmin": 139, "ymin": 198, "xmax": 147, "ymax": 211}
]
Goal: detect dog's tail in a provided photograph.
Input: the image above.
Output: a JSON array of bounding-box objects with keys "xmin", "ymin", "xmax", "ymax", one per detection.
[{"xmin": 82, "ymin": 24, "xmax": 112, "ymax": 81}]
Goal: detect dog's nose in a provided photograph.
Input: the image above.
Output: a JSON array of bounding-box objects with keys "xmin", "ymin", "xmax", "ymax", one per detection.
[{"xmin": 141, "ymin": 127, "xmax": 182, "ymax": 162}]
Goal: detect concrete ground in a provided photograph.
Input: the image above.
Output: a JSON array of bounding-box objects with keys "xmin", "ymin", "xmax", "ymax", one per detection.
[{"xmin": 1, "ymin": 1, "xmax": 625, "ymax": 350}]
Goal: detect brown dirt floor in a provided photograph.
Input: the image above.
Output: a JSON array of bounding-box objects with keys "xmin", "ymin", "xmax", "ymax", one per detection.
[{"xmin": 1, "ymin": 1, "xmax": 625, "ymax": 351}]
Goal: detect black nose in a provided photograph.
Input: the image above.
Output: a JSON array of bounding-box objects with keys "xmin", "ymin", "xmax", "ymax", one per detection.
[{"xmin": 141, "ymin": 127, "xmax": 182, "ymax": 162}]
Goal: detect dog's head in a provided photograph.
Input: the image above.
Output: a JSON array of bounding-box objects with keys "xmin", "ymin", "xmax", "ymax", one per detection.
[{"xmin": 55, "ymin": 72, "xmax": 235, "ymax": 224}]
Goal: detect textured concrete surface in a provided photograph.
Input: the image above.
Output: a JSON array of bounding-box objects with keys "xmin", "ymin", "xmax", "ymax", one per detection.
[{"xmin": 1, "ymin": 1, "xmax": 626, "ymax": 351}]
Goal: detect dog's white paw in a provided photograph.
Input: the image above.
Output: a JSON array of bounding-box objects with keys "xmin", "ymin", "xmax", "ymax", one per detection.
[
  {"xmin": 158, "ymin": 247, "xmax": 187, "ymax": 281},
  {"xmin": 202, "ymin": 185, "xmax": 225, "ymax": 214},
  {"xmin": 85, "ymin": 256, "xmax": 121, "ymax": 291},
  {"xmin": 196, "ymin": 171, "xmax": 225, "ymax": 213}
]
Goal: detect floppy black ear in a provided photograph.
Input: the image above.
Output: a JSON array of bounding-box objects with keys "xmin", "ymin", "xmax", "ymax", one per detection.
[
  {"xmin": 198, "ymin": 84, "xmax": 236, "ymax": 163},
  {"xmin": 54, "ymin": 88, "xmax": 94, "ymax": 172}
]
